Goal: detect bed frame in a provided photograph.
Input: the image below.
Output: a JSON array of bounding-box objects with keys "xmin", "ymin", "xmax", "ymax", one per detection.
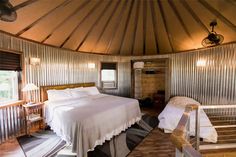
[{"xmin": 40, "ymin": 82, "xmax": 95, "ymax": 102}]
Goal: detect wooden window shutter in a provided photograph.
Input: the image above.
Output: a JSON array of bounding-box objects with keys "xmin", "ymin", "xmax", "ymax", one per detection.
[
  {"xmin": 101, "ymin": 62, "xmax": 117, "ymax": 70},
  {"xmin": 0, "ymin": 51, "xmax": 22, "ymax": 71}
]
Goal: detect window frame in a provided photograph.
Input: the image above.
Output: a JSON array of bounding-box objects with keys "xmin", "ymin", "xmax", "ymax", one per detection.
[
  {"xmin": 100, "ymin": 62, "xmax": 118, "ymax": 89},
  {"xmin": 0, "ymin": 49, "xmax": 23, "ymax": 104}
]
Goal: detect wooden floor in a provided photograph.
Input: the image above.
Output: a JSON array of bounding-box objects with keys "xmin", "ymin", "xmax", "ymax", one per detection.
[
  {"xmin": 128, "ymin": 128, "xmax": 175, "ymax": 157},
  {"xmin": 1, "ymin": 107, "xmax": 236, "ymax": 157}
]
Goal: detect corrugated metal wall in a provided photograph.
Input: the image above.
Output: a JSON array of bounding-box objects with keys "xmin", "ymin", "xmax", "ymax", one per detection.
[
  {"xmin": 0, "ymin": 32, "xmax": 131, "ymax": 102},
  {"xmin": 169, "ymin": 44, "xmax": 236, "ymax": 114},
  {"xmin": 1, "ymin": 32, "xmax": 236, "ymax": 114}
]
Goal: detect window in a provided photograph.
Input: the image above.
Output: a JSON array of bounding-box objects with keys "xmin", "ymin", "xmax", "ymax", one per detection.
[
  {"xmin": 0, "ymin": 71, "xmax": 19, "ymax": 103},
  {"xmin": 0, "ymin": 51, "xmax": 21, "ymax": 104},
  {"xmin": 101, "ymin": 62, "xmax": 117, "ymax": 89}
]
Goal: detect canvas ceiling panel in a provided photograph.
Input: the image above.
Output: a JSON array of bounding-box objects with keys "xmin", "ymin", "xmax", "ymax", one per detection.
[
  {"xmin": 44, "ymin": 1, "xmax": 94, "ymax": 46},
  {"xmin": 20, "ymin": 0, "xmax": 82, "ymax": 42},
  {"xmin": 145, "ymin": 0, "xmax": 157, "ymax": 55},
  {"xmin": 188, "ymin": 0, "xmax": 236, "ymax": 43},
  {"xmin": 92, "ymin": 0, "xmax": 127, "ymax": 54},
  {"xmin": 120, "ymin": 0, "xmax": 137, "ymax": 55},
  {"xmin": 107, "ymin": 0, "xmax": 132, "ymax": 55},
  {"xmin": 206, "ymin": 0, "xmax": 236, "ymax": 26},
  {"xmin": 11, "ymin": 0, "xmax": 28, "ymax": 6},
  {"xmin": 79, "ymin": 1, "xmax": 119, "ymax": 53},
  {"xmin": 173, "ymin": 1, "xmax": 206, "ymax": 49},
  {"xmin": 153, "ymin": 0, "xmax": 172, "ymax": 54},
  {"xmin": 133, "ymin": 0, "xmax": 144, "ymax": 56},
  {"xmin": 63, "ymin": 1, "xmax": 108, "ymax": 50},
  {"xmin": 0, "ymin": 0, "xmax": 65, "ymax": 34},
  {"xmin": 161, "ymin": 1, "xmax": 194, "ymax": 52}
]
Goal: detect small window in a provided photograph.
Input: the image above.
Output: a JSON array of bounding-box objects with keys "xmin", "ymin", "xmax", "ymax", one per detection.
[
  {"xmin": 0, "ymin": 51, "xmax": 21, "ymax": 104},
  {"xmin": 0, "ymin": 71, "xmax": 19, "ymax": 103},
  {"xmin": 101, "ymin": 62, "xmax": 117, "ymax": 89}
]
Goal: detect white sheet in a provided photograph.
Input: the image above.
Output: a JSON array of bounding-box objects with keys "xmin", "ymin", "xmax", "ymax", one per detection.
[
  {"xmin": 45, "ymin": 94, "xmax": 141, "ymax": 157},
  {"xmin": 158, "ymin": 96, "xmax": 218, "ymax": 143}
]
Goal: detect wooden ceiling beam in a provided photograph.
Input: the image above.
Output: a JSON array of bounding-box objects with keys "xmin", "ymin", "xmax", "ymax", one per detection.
[
  {"xmin": 180, "ymin": 0, "xmax": 209, "ymax": 33},
  {"xmin": 199, "ymin": 0, "xmax": 236, "ymax": 32},
  {"xmin": 168, "ymin": 0, "xmax": 196, "ymax": 46},
  {"xmin": 13, "ymin": 0, "xmax": 39, "ymax": 10},
  {"xmin": 117, "ymin": 0, "xmax": 135, "ymax": 55},
  {"xmin": 150, "ymin": 0, "xmax": 160, "ymax": 54},
  {"xmin": 75, "ymin": 1, "xmax": 113, "ymax": 51},
  {"xmin": 157, "ymin": 0, "xmax": 174, "ymax": 53},
  {"xmin": 41, "ymin": 0, "xmax": 90, "ymax": 43},
  {"xmin": 60, "ymin": 1, "xmax": 102, "ymax": 48},
  {"xmin": 105, "ymin": 1, "xmax": 128, "ymax": 54},
  {"xmin": 131, "ymin": 0, "xmax": 140, "ymax": 55},
  {"xmin": 226, "ymin": 0, "xmax": 236, "ymax": 7},
  {"xmin": 15, "ymin": 0, "xmax": 72, "ymax": 36},
  {"xmin": 91, "ymin": 0, "xmax": 121, "ymax": 53},
  {"xmin": 142, "ymin": 0, "xmax": 147, "ymax": 55}
]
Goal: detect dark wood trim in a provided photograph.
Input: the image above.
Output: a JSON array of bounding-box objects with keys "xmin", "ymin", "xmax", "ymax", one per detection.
[
  {"xmin": 15, "ymin": 0, "xmax": 71, "ymax": 36},
  {"xmin": 41, "ymin": 0, "xmax": 90, "ymax": 43},
  {"xmin": 180, "ymin": 0, "xmax": 209, "ymax": 33},
  {"xmin": 226, "ymin": 0, "xmax": 236, "ymax": 7},
  {"xmin": 157, "ymin": 0, "xmax": 174, "ymax": 53},
  {"xmin": 75, "ymin": 1, "xmax": 113, "ymax": 51},
  {"xmin": 199, "ymin": 0, "xmax": 236, "ymax": 32},
  {"xmin": 131, "ymin": 0, "xmax": 140, "ymax": 55},
  {"xmin": 143, "ymin": 0, "xmax": 147, "ymax": 55},
  {"xmin": 91, "ymin": 0, "xmax": 122, "ymax": 53},
  {"xmin": 60, "ymin": 1, "xmax": 102, "ymax": 48},
  {"xmin": 150, "ymin": 0, "xmax": 160, "ymax": 54},
  {"xmin": 105, "ymin": 1, "xmax": 128, "ymax": 54},
  {"xmin": 117, "ymin": 0, "xmax": 135, "ymax": 55},
  {"xmin": 168, "ymin": 0, "xmax": 195, "ymax": 45},
  {"xmin": 13, "ymin": 0, "xmax": 39, "ymax": 10}
]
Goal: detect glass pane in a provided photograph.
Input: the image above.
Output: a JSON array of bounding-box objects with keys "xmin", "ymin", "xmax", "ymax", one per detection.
[
  {"xmin": 0, "ymin": 71, "xmax": 18, "ymax": 103},
  {"xmin": 101, "ymin": 70, "xmax": 116, "ymax": 81}
]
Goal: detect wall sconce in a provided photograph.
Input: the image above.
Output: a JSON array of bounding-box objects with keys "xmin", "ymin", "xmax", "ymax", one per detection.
[
  {"xmin": 88, "ymin": 63, "xmax": 95, "ymax": 69},
  {"xmin": 133, "ymin": 61, "xmax": 144, "ymax": 69},
  {"xmin": 196, "ymin": 59, "xmax": 206, "ymax": 67},
  {"xmin": 29, "ymin": 57, "xmax": 40, "ymax": 66}
]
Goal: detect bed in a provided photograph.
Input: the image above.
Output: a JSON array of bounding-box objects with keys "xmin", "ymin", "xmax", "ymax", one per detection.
[
  {"xmin": 158, "ymin": 96, "xmax": 218, "ymax": 143},
  {"xmin": 40, "ymin": 83, "xmax": 141, "ymax": 157}
]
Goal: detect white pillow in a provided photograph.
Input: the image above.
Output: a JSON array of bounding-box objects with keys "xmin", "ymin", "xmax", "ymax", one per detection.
[
  {"xmin": 70, "ymin": 90, "xmax": 89, "ymax": 98},
  {"xmin": 47, "ymin": 89, "xmax": 72, "ymax": 101},
  {"xmin": 168, "ymin": 96, "xmax": 200, "ymax": 108},
  {"xmin": 81, "ymin": 86, "xmax": 100, "ymax": 95}
]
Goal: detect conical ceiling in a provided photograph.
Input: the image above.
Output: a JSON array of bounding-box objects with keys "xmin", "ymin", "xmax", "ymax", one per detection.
[{"xmin": 1, "ymin": 0, "xmax": 236, "ymax": 55}]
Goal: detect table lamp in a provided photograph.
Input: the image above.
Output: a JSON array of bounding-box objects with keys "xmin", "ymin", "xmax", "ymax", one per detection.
[{"xmin": 22, "ymin": 83, "xmax": 39, "ymax": 104}]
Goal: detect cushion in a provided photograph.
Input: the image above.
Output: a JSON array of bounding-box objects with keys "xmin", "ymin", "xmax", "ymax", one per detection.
[
  {"xmin": 47, "ymin": 89, "xmax": 72, "ymax": 101},
  {"xmin": 70, "ymin": 90, "xmax": 89, "ymax": 98},
  {"xmin": 81, "ymin": 86, "xmax": 100, "ymax": 95}
]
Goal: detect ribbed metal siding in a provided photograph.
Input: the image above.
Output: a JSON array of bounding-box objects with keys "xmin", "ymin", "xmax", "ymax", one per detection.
[
  {"xmin": 0, "ymin": 32, "xmax": 131, "ymax": 102},
  {"xmin": 170, "ymin": 44, "xmax": 236, "ymax": 114},
  {"xmin": 1, "ymin": 32, "xmax": 236, "ymax": 114}
]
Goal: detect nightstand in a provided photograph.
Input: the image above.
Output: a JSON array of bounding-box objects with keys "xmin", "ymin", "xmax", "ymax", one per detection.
[{"xmin": 23, "ymin": 102, "xmax": 45, "ymax": 135}]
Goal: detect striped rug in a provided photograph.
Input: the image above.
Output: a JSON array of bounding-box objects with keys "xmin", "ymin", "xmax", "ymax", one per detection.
[
  {"xmin": 17, "ymin": 131, "xmax": 66, "ymax": 157},
  {"xmin": 18, "ymin": 114, "xmax": 158, "ymax": 157}
]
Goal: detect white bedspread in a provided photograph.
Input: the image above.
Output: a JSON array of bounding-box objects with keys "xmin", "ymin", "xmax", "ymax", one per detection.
[
  {"xmin": 158, "ymin": 96, "xmax": 218, "ymax": 143},
  {"xmin": 45, "ymin": 94, "xmax": 141, "ymax": 157}
]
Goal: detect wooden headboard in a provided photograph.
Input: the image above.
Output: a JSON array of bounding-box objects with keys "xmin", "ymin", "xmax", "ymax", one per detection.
[{"xmin": 40, "ymin": 82, "xmax": 95, "ymax": 102}]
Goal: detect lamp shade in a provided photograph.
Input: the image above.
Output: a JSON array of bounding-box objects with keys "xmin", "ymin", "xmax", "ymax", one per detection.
[
  {"xmin": 22, "ymin": 83, "xmax": 39, "ymax": 92},
  {"xmin": 133, "ymin": 61, "xmax": 144, "ymax": 69}
]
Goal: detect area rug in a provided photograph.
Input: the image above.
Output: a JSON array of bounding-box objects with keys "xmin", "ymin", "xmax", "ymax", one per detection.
[
  {"xmin": 17, "ymin": 130, "xmax": 66, "ymax": 157},
  {"xmin": 18, "ymin": 114, "xmax": 158, "ymax": 157}
]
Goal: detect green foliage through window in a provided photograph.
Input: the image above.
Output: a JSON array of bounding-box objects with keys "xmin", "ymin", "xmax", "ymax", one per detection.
[{"xmin": 0, "ymin": 71, "xmax": 18, "ymax": 104}]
